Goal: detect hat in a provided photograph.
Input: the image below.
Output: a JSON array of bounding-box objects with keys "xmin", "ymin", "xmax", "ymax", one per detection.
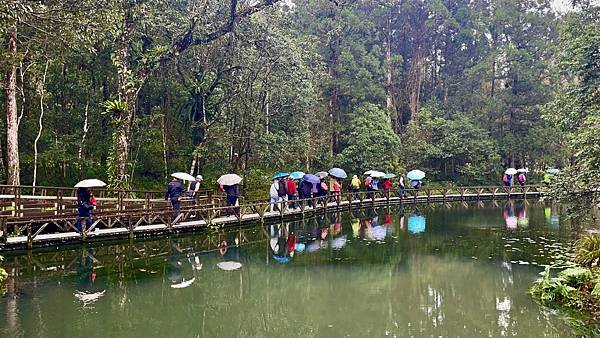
[
  {"xmin": 196, "ymin": 175, "xmax": 203, "ymax": 181},
  {"xmin": 353, "ymin": 175, "xmax": 358, "ymax": 179}
]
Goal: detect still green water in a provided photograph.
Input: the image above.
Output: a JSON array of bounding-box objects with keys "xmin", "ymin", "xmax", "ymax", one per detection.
[{"xmin": 0, "ymin": 200, "xmax": 595, "ymax": 337}]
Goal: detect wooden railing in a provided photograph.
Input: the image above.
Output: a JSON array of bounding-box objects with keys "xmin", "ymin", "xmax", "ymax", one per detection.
[
  {"xmin": 0, "ymin": 185, "xmax": 543, "ymax": 249},
  {"xmin": 0, "ymin": 184, "xmax": 216, "ymax": 219}
]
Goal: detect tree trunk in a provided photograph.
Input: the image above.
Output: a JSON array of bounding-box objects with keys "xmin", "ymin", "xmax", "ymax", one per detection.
[
  {"xmin": 32, "ymin": 60, "xmax": 49, "ymax": 192},
  {"xmin": 162, "ymin": 114, "xmax": 168, "ymax": 180},
  {"xmin": 77, "ymin": 102, "xmax": 89, "ymax": 177},
  {"xmin": 5, "ymin": 30, "xmax": 20, "ymax": 186},
  {"xmin": 407, "ymin": 47, "xmax": 424, "ymax": 124},
  {"xmin": 385, "ymin": 17, "xmax": 394, "ymax": 113}
]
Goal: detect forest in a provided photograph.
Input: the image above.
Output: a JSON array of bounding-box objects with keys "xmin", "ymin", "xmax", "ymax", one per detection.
[{"xmin": 0, "ymin": 0, "xmax": 598, "ymax": 199}]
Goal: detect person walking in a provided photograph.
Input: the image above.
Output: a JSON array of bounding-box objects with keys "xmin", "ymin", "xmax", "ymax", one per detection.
[
  {"xmin": 188, "ymin": 175, "xmax": 203, "ymax": 206},
  {"xmin": 333, "ymin": 178, "xmax": 342, "ymax": 204},
  {"xmin": 221, "ymin": 183, "xmax": 240, "ymax": 217},
  {"xmin": 503, "ymin": 173, "xmax": 512, "ymax": 187},
  {"xmin": 517, "ymin": 172, "xmax": 526, "ymax": 186},
  {"xmin": 76, "ymin": 187, "xmax": 94, "ymax": 232},
  {"xmin": 165, "ymin": 178, "xmax": 185, "ymax": 221},
  {"xmin": 351, "ymin": 175, "xmax": 361, "ymax": 200},
  {"xmin": 365, "ymin": 175, "xmax": 373, "ymax": 199},
  {"xmin": 287, "ymin": 178, "xmax": 298, "ymax": 209},
  {"xmin": 398, "ymin": 174, "xmax": 406, "ymax": 198},
  {"xmin": 269, "ymin": 179, "xmax": 279, "ymax": 212},
  {"xmin": 299, "ymin": 179, "xmax": 313, "ymax": 209},
  {"xmin": 277, "ymin": 178, "xmax": 288, "ymax": 211}
]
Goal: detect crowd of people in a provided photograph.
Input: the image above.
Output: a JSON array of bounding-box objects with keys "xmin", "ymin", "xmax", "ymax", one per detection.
[{"xmin": 75, "ymin": 167, "xmax": 535, "ymax": 230}]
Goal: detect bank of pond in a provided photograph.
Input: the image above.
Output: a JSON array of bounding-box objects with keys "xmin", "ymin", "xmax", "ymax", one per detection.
[{"xmin": 1, "ymin": 200, "xmax": 599, "ymax": 337}]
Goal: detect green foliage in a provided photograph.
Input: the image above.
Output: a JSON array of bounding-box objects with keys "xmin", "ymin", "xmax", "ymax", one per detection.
[
  {"xmin": 337, "ymin": 103, "xmax": 400, "ymax": 175},
  {"xmin": 575, "ymin": 235, "xmax": 600, "ymax": 267},
  {"xmin": 593, "ymin": 279, "xmax": 600, "ymax": 297},
  {"xmin": 0, "ymin": 255, "xmax": 7, "ymax": 285},
  {"xmin": 544, "ymin": 7, "xmax": 600, "ymax": 220},
  {"xmin": 402, "ymin": 104, "xmax": 500, "ymax": 184},
  {"xmin": 530, "ymin": 266, "xmax": 584, "ymax": 309},
  {"xmin": 558, "ymin": 267, "xmax": 593, "ymax": 285}
]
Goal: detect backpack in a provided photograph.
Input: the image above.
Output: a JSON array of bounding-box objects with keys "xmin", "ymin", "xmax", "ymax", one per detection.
[{"xmin": 277, "ymin": 180, "xmax": 287, "ymax": 197}]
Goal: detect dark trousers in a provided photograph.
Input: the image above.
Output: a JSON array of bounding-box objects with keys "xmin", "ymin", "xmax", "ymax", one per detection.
[
  {"xmin": 287, "ymin": 194, "xmax": 297, "ymax": 208},
  {"xmin": 226, "ymin": 195, "xmax": 237, "ymax": 216},
  {"xmin": 76, "ymin": 207, "xmax": 92, "ymax": 231},
  {"xmin": 171, "ymin": 198, "xmax": 180, "ymax": 220}
]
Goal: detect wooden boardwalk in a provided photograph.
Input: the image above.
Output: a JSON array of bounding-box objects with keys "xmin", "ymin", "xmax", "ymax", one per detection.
[{"xmin": 0, "ymin": 185, "xmax": 543, "ymax": 250}]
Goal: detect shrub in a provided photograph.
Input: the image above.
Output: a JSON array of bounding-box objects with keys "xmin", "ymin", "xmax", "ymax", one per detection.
[{"xmin": 575, "ymin": 235, "xmax": 600, "ymax": 267}]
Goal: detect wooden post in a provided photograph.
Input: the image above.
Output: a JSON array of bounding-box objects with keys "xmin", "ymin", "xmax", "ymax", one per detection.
[
  {"xmin": 13, "ymin": 186, "xmax": 20, "ymax": 217},
  {"xmin": 27, "ymin": 223, "xmax": 32, "ymax": 249},
  {"xmin": 128, "ymin": 215, "xmax": 134, "ymax": 239},
  {"xmin": 1, "ymin": 217, "xmax": 7, "ymax": 243}
]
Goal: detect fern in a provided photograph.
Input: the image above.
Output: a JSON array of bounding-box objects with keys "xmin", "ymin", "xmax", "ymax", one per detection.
[{"xmin": 575, "ymin": 235, "xmax": 600, "ymax": 267}]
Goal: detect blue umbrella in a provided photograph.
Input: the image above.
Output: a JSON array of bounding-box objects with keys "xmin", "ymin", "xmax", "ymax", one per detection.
[
  {"xmin": 546, "ymin": 168, "xmax": 560, "ymax": 174},
  {"xmin": 289, "ymin": 171, "xmax": 305, "ymax": 180},
  {"xmin": 303, "ymin": 174, "xmax": 320, "ymax": 184},
  {"xmin": 407, "ymin": 214, "xmax": 426, "ymax": 234},
  {"xmin": 383, "ymin": 173, "xmax": 396, "ymax": 179},
  {"xmin": 407, "ymin": 170, "xmax": 425, "ymax": 181},
  {"xmin": 272, "ymin": 172, "xmax": 290, "ymax": 180},
  {"xmin": 272, "ymin": 255, "xmax": 290, "ymax": 263},
  {"xmin": 328, "ymin": 167, "xmax": 347, "ymax": 179}
]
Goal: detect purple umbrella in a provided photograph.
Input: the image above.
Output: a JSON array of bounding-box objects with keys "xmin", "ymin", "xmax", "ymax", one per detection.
[{"xmin": 303, "ymin": 174, "xmax": 320, "ymax": 184}]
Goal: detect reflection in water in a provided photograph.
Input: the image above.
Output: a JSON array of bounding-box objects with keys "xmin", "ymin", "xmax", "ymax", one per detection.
[
  {"xmin": 0, "ymin": 201, "xmax": 594, "ymax": 337},
  {"xmin": 407, "ymin": 210, "xmax": 426, "ymax": 234},
  {"xmin": 503, "ymin": 201, "xmax": 518, "ymax": 230}
]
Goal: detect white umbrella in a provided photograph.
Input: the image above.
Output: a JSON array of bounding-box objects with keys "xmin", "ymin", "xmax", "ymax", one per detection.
[
  {"xmin": 217, "ymin": 174, "xmax": 242, "ymax": 186},
  {"xmin": 363, "ymin": 170, "xmax": 379, "ymax": 176},
  {"xmin": 505, "ymin": 168, "xmax": 518, "ymax": 175},
  {"xmin": 217, "ymin": 261, "xmax": 242, "ymax": 271},
  {"xmin": 74, "ymin": 179, "xmax": 107, "ymax": 188},
  {"xmin": 516, "ymin": 168, "xmax": 529, "ymax": 173},
  {"xmin": 171, "ymin": 172, "xmax": 196, "ymax": 181},
  {"xmin": 370, "ymin": 171, "xmax": 386, "ymax": 178},
  {"xmin": 171, "ymin": 277, "xmax": 196, "ymax": 289}
]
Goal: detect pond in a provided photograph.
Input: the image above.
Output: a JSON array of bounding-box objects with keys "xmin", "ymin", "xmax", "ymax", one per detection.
[{"xmin": 0, "ymin": 200, "xmax": 596, "ymax": 337}]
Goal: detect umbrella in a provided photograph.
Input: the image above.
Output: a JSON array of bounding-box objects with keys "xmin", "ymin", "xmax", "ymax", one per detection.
[
  {"xmin": 328, "ymin": 168, "xmax": 347, "ymax": 179},
  {"xmin": 363, "ymin": 170, "xmax": 378, "ymax": 176},
  {"xmin": 407, "ymin": 214, "xmax": 426, "ymax": 234},
  {"xmin": 295, "ymin": 243, "xmax": 306, "ymax": 253},
  {"xmin": 504, "ymin": 168, "xmax": 517, "ymax": 175},
  {"xmin": 372, "ymin": 226, "xmax": 386, "ymax": 241},
  {"xmin": 171, "ymin": 172, "xmax": 196, "ymax": 181},
  {"xmin": 406, "ymin": 170, "xmax": 425, "ymax": 181},
  {"xmin": 289, "ymin": 171, "xmax": 305, "ymax": 180},
  {"xmin": 303, "ymin": 174, "xmax": 320, "ymax": 184},
  {"xmin": 272, "ymin": 172, "xmax": 289, "ymax": 180},
  {"xmin": 272, "ymin": 255, "xmax": 290, "ymax": 263},
  {"xmin": 331, "ymin": 235, "xmax": 347, "ymax": 249},
  {"xmin": 546, "ymin": 168, "xmax": 560, "ymax": 174},
  {"xmin": 516, "ymin": 168, "xmax": 529, "ymax": 173},
  {"xmin": 74, "ymin": 179, "xmax": 107, "ymax": 188},
  {"xmin": 217, "ymin": 174, "xmax": 242, "ymax": 186},
  {"xmin": 217, "ymin": 261, "xmax": 242, "ymax": 271},
  {"xmin": 383, "ymin": 173, "xmax": 396, "ymax": 179},
  {"xmin": 315, "ymin": 171, "xmax": 329, "ymax": 179},
  {"xmin": 369, "ymin": 171, "xmax": 386, "ymax": 178},
  {"xmin": 171, "ymin": 277, "xmax": 196, "ymax": 289}
]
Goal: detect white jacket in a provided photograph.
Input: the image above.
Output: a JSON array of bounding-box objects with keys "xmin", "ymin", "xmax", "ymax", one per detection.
[{"xmin": 269, "ymin": 181, "xmax": 279, "ymax": 197}]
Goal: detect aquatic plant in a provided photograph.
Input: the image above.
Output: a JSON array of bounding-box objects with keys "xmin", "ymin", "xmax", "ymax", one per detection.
[
  {"xmin": 530, "ymin": 266, "xmax": 584, "ymax": 308},
  {"xmin": 575, "ymin": 235, "xmax": 600, "ymax": 267},
  {"xmin": 558, "ymin": 267, "xmax": 593, "ymax": 285}
]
